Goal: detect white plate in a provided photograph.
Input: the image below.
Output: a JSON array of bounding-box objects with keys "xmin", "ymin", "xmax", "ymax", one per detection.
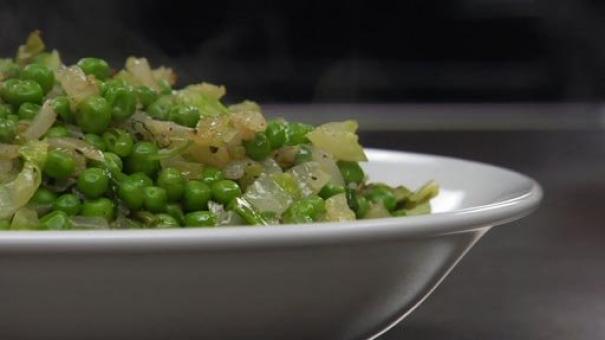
[{"xmin": 0, "ymin": 149, "xmax": 542, "ymax": 340}]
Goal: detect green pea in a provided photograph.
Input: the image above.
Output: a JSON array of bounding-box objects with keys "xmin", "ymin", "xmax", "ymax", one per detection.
[
  {"xmin": 158, "ymin": 79, "xmax": 172, "ymax": 95},
  {"xmin": 77, "ymin": 57, "xmax": 111, "ymax": 81},
  {"xmin": 45, "ymin": 125, "xmax": 71, "ymax": 138},
  {"xmin": 345, "ymin": 187, "xmax": 370, "ymax": 218},
  {"xmin": 17, "ymin": 102, "xmax": 40, "ymax": 120},
  {"xmin": 285, "ymin": 122, "xmax": 313, "ymax": 146},
  {"xmin": 39, "ymin": 211, "xmax": 72, "ymax": 230},
  {"xmin": 44, "ymin": 149, "xmax": 76, "ymax": 179},
  {"xmin": 146, "ymin": 95, "xmax": 174, "ymax": 120},
  {"xmin": 81, "ymin": 198, "xmax": 115, "ymax": 221},
  {"xmin": 0, "ymin": 103, "xmax": 13, "ymax": 119},
  {"xmin": 355, "ymin": 196, "xmax": 370, "ymax": 218},
  {"xmin": 211, "ymin": 180, "xmax": 242, "ymax": 205},
  {"xmin": 1, "ymin": 79, "xmax": 44, "ymax": 106},
  {"xmin": 0, "ymin": 219, "xmax": 10, "ymax": 230},
  {"xmin": 365, "ymin": 185, "xmax": 397, "ymax": 211},
  {"xmin": 77, "ymin": 167, "xmax": 109, "ymax": 199},
  {"xmin": 20, "ymin": 63, "xmax": 54, "ymax": 93},
  {"xmin": 51, "ymin": 96, "xmax": 73, "ymax": 123},
  {"xmin": 125, "ymin": 142, "xmax": 160, "ymax": 177},
  {"xmin": 168, "ymin": 104, "xmax": 200, "ymax": 128},
  {"xmin": 143, "ymin": 186, "xmax": 168, "ymax": 213},
  {"xmin": 200, "ymin": 166, "xmax": 224, "ymax": 186},
  {"xmin": 52, "ymin": 193, "xmax": 81, "ymax": 216},
  {"xmin": 184, "ymin": 211, "xmax": 216, "ymax": 227},
  {"xmin": 165, "ymin": 203, "xmax": 185, "ymax": 225},
  {"xmin": 183, "ymin": 180, "xmax": 211, "ymax": 212},
  {"xmin": 243, "ymin": 132, "xmax": 272, "ymax": 161},
  {"xmin": 6, "ymin": 114, "xmax": 19, "ymax": 123},
  {"xmin": 104, "ymin": 84, "xmax": 136, "ymax": 121},
  {"xmin": 102, "ymin": 129, "xmax": 134, "ymax": 157},
  {"xmin": 84, "ymin": 133, "xmax": 107, "ymax": 151},
  {"xmin": 0, "ymin": 60, "xmax": 20, "ymax": 79},
  {"xmin": 337, "ymin": 161, "xmax": 365, "ymax": 184},
  {"xmin": 155, "ymin": 213, "xmax": 180, "ymax": 228},
  {"xmin": 128, "ymin": 172, "xmax": 154, "ymax": 188},
  {"xmin": 118, "ymin": 177, "xmax": 145, "ymax": 211},
  {"xmin": 136, "ymin": 86, "xmax": 158, "ymax": 108},
  {"xmin": 157, "ymin": 167, "xmax": 186, "ymax": 202},
  {"xmin": 265, "ymin": 120, "xmax": 287, "ymax": 149},
  {"xmin": 0, "ymin": 118, "xmax": 16, "ymax": 143},
  {"xmin": 294, "ymin": 145, "xmax": 313, "ymax": 164},
  {"xmin": 76, "ymin": 95, "xmax": 111, "ymax": 134},
  {"xmin": 282, "ymin": 196, "xmax": 325, "ymax": 224},
  {"xmin": 31, "ymin": 187, "xmax": 57, "ymax": 205},
  {"xmin": 319, "ymin": 184, "xmax": 345, "ymax": 199}
]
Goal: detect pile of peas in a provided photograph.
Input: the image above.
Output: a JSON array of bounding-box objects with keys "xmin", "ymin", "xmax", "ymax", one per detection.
[{"xmin": 0, "ymin": 48, "xmax": 405, "ymax": 230}]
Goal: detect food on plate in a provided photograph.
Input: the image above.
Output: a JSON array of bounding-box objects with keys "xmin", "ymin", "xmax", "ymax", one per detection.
[{"xmin": 0, "ymin": 31, "xmax": 438, "ymax": 230}]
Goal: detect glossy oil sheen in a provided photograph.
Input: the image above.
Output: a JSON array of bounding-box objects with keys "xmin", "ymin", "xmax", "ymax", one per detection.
[{"xmin": 0, "ymin": 149, "xmax": 542, "ymax": 340}]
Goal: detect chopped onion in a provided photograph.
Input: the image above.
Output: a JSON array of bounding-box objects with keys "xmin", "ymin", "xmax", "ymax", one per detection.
[
  {"xmin": 187, "ymin": 143, "xmax": 231, "ymax": 168},
  {"xmin": 0, "ymin": 161, "xmax": 42, "ymax": 219},
  {"xmin": 288, "ymin": 161, "xmax": 331, "ymax": 196},
  {"xmin": 230, "ymin": 111, "xmax": 267, "ymax": 141},
  {"xmin": 324, "ymin": 193, "xmax": 356, "ymax": 222},
  {"xmin": 0, "ymin": 159, "xmax": 17, "ymax": 183},
  {"xmin": 243, "ymin": 173, "xmax": 293, "ymax": 215},
  {"xmin": 55, "ymin": 65, "xmax": 100, "ymax": 108},
  {"xmin": 70, "ymin": 216, "xmax": 110, "ymax": 230},
  {"xmin": 0, "ymin": 144, "xmax": 20, "ymax": 160},
  {"xmin": 10, "ymin": 207, "xmax": 40, "ymax": 230},
  {"xmin": 223, "ymin": 159, "xmax": 255, "ymax": 180},
  {"xmin": 22, "ymin": 100, "xmax": 56, "ymax": 141},
  {"xmin": 311, "ymin": 147, "xmax": 344, "ymax": 186},
  {"xmin": 47, "ymin": 137, "xmax": 105, "ymax": 162},
  {"xmin": 125, "ymin": 112, "xmax": 193, "ymax": 146},
  {"xmin": 152, "ymin": 66, "xmax": 177, "ymax": 86},
  {"xmin": 125, "ymin": 57, "xmax": 160, "ymax": 91},
  {"xmin": 159, "ymin": 156, "xmax": 204, "ymax": 180},
  {"xmin": 307, "ymin": 120, "xmax": 367, "ymax": 162}
]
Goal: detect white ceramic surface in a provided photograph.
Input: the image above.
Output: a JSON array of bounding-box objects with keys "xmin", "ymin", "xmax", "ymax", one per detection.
[{"xmin": 0, "ymin": 149, "xmax": 542, "ymax": 340}]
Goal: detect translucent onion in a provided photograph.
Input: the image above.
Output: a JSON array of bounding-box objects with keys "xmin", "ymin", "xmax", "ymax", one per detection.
[
  {"xmin": 0, "ymin": 144, "xmax": 20, "ymax": 160},
  {"xmin": 311, "ymin": 147, "xmax": 344, "ymax": 186},
  {"xmin": 125, "ymin": 57, "xmax": 160, "ymax": 91},
  {"xmin": 125, "ymin": 112, "xmax": 193, "ymax": 146},
  {"xmin": 0, "ymin": 162, "xmax": 42, "ymax": 219},
  {"xmin": 47, "ymin": 137, "xmax": 105, "ymax": 162},
  {"xmin": 288, "ymin": 161, "xmax": 331, "ymax": 196},
  {"xmin": 10, "ymin": 207, "xmax": 39, "ymax": 230},
  {"xmin": 243, "ymin": 173, "xmax": 293, "ymax": 215},
  {"xmin": 55, "ymin": 65, "xmax": 100, "ymax": 108},
  {"xmin": 307, "ymin": 120, "xmax": 367, "ymax": 162},
  {"xmin": 22, "ymin": 100, "xmax": 56, "ymax": 141},
  {"xmin": 230, "ymin": 111, "xmax": 267, "ymax": 141},
  {"xmin": 70, "ymin": 216, "xmax": 110, "ymax": 230},
  {"xmin": 159, "ymin": 156, "xmax": 204, "ymax": 180},
  {"xmin": 324, "ymin": 193, "xmax": 356, "ymax": 222}
]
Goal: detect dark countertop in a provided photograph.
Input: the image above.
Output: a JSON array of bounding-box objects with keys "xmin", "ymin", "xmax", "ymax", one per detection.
[{"xmin": 354, "ymin": 130, "xmax": 605, "ymax": 340}]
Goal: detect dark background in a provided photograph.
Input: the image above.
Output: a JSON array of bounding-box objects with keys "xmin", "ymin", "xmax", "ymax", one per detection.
[{"xmin": 2, "ymin": 0, "xmax": 605, "ymax": 103}]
